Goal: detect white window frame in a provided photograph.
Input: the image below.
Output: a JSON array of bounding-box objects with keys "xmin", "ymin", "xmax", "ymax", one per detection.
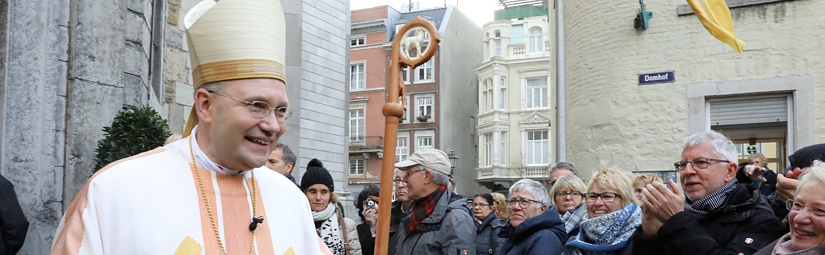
[
  {"xmin": 351, "ymin": 35, "xmax": 366, "ymax": 46},
  {"xmin": 494, "ymin": 39, "xmax": 501, "ymax": 56},
  {"xmin": 484, "ymin": 133, "xmax": 493, "ymax": 167},
  {"xmin": 399, "ymin": 95, "xmax": 410, "ymax": 123},
  {"xmin": 499, "ymin": 77, "xmax": 507, "ymax": 110},
  {"xmin": 482, "ymin": 79, "xmax": 493, "ymax": 112},
  {"xmin": 401, "ymin": 66, "xmax": 411, "ymax": 85},
  {"xmin": 396, "ymin": 133, "xmax": 409, "ymax": 163},
  {"xmin": 349, "ymin": 158, "xmax": 365, "ymax": 175},
  {"xmin": 350, "ymin": 62, "xmax": 366, "ymax": 90},
  {"xmin": 349, "ymin": 108, "xmax": 365, "ymax": 143},
  {"xmin": 525, "ymin": 77, "xmax": 548, "ymax": 109},
  {"xmin": 415, "ymin": 130, "xmax": 435, "ymax": 151},
  {"xmin": 414, "ymin": 59, "xmax": 434, "ymax": 83},
  {"xmin": 528, "ymin": 27, "xmax": 542, "ymax": 53},
  {"xmin": 525, "ymin": 130, "xmax": 548, "ymax": 165},
  {"xmin": 499, "ymin": 131, "xmax": 507, "ymax": 166},
  {"xmin": 416, "ymin": 94, "xmax": 434, "ymax": 121}
]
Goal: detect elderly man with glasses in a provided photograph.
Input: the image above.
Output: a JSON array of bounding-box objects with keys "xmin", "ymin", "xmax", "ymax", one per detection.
[
  {"xmin": 393, "ymin": 149, "xmax": 476, "ymax": 255},
  {"xmin": 632, "ymin": 130, "xmax": 785, "ymax": 255}
]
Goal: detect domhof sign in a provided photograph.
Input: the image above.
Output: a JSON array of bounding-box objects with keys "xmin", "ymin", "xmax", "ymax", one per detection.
[{"xmin": 638, "ymin": 71, "xmax": 675, "ymax": 85}]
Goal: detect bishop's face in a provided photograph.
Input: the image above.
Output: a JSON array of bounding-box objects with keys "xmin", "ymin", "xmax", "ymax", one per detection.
[{"xmin": 199, "ymin": 78, "xmax": 288, "ymax": 170}]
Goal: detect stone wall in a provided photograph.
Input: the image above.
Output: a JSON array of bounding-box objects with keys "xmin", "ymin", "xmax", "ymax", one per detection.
[
  {"xmin": 564, "ymin": 0, "xmax": 825, "ymax": 177},
  {"xmin": 1, "ymin": 0, "xmax": 162, "ymax": 252}
]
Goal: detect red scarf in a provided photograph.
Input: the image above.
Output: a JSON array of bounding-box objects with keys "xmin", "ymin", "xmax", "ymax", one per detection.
[{"xmin": 408, "ymin": 185, "xmax": 447, "ymax": 232}]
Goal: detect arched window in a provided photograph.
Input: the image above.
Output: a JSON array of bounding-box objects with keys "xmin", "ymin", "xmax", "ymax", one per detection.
[{"xmin": 528, "ymin": 27, "xmax": 542, "ymax": 53}]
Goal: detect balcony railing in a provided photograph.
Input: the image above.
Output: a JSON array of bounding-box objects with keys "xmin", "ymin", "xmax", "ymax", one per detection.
[
  {"xmin": 510, "ymin": 44, "xmax": 525, "ymax": 57},
  {"xmin": 476, "ymin": 165, "xmax": 549, "ymax": 179},
  {"xmin": 349, "ymin": 136, "xmax": 384, "ymax": 152}
]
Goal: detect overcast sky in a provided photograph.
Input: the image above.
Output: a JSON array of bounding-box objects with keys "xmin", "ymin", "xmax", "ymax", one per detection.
[{"xmin": 350, "ymin": 0, "xmax": 501, "ymax": 26}]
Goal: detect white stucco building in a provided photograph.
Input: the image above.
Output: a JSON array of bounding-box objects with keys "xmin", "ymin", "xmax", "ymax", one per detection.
[{"xmin": 475, "ymin": 5, "xmax": 552, "ymax": 192}]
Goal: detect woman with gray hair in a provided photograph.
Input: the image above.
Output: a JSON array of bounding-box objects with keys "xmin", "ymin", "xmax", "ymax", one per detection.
[
  {"xmin": 499, "ymin": 179, "xmax": 567, "ymax": 254},
  {"xmin": 755, "ymin": 160, "xmax": 825, "ymax": 255},
  {"xmin": 550, "ymin": 175, "xmax": 588, "ymax": 236}
]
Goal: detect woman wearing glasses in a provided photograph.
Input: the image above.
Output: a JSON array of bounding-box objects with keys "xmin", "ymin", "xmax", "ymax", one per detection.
[
  {"xmin": 755, "ymin": 161, "xmax": 825, "ymax": 255},
  {"xmin": 563, "ymin": 167, "xmax": 641, "ymax": 255},
  {"xmin": 549, "ymin": 175, "xmax": 588, "ymax": 236},
  {"xmin": 499, "ymin": 179, "xmax": 567, "ymax": 255},
  {"xmin": 472, "ymin": 193, "xmax": 507, "ymax": 255}
]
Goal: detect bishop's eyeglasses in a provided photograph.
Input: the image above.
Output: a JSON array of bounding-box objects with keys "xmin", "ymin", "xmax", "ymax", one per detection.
[{"xmin": 208, "ymin": 90, "xmax": 293, "ymax": 122}]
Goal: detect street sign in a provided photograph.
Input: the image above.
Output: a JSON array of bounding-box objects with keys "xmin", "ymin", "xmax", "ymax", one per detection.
[{"xmin": 638, "ymin": 71, "xmax": 675, "ymax": 85}]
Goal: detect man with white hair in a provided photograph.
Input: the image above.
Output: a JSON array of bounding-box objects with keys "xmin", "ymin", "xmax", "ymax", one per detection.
[
  {"xmin": 499, "ymin": 179, "xmax": 566, "ymax": 254},
  {"xmin": 394, "ymin": 149, "xmax": 475, "ymax": 255},
  {"xmin": 633, "ymin": 130, "xmax": 784, "ymax": 255}
]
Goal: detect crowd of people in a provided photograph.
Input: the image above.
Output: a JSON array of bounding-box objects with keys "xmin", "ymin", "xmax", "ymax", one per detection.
[{"xmin": 344, "ymin": 131, "xmax": 825, "ymax": 255}]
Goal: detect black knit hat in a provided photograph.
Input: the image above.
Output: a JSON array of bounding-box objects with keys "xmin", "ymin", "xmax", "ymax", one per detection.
[
  {"xmin": 789, "ymin": 143, "xmax": 825, "ymax": 169},
  {"xmin": 300, "ymin": 158, "xmax": 334, "ymax": 192}
]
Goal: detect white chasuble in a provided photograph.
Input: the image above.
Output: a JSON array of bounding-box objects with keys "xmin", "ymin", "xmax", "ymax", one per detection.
[{"xmin": 51, "ymin": 137, "xmax": 320, "ymax": 255}]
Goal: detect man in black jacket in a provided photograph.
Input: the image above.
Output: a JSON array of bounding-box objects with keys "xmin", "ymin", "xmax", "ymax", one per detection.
[
  {"xmin": 634, "ymin": 130, "xmax": 785, "ymax": 255},
  {"xmin": 1, "ymin": 174, "xmax": 28, "ymax": 255}
]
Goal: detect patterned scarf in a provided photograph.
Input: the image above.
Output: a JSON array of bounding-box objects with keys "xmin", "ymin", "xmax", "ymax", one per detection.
[
  {"xmin": 684, "ymin": 180, "xmax": 737, "ymax": 221},
  {"xmin": 560, "ymin": 204, "xmax": 588, "ymax": 234},
  {"xmin": 562, "ymin": 203, "xmax": 642, "ymax": 255},
  {"xmin": 409, "ymin": 185, "xmax": 447, "ymax": 232},
  {"xmin": 313, "ymin": 204, "xmax": 345, "ymax": 255}
]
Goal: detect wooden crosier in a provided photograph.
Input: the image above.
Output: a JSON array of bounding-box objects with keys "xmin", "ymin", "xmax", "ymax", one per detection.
[{"xmin": 375, "ymin": 16, "xmax": 440, "ymax": 254}]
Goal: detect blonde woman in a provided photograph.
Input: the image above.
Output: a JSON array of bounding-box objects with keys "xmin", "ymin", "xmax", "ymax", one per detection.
[
  {"xmin": 632, "ymin": 174, "xmax": 662, "ymax": 201},
  {"xmin": 563, "ymin": 167, "xmax": 640, "ymax": 255},
  {"xmin": 491, "ymin": 192, "xmax": 509, "ymax": 220},
  {"xmin": 549, "ymin": 174, "xmax": 588, "ymax": 236}
]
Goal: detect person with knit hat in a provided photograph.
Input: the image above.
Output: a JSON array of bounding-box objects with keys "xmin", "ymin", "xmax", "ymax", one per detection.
[
  {"xmin": 302, "ymin": 159, "xmax": 362, "ymax": 255},
  {"xmin": 51, "ymin": 0, "xmax": 326, "ymax": 254},
  {"xmin": 393, "ymin": 149, "xmax": 476, "ymax": 255}
]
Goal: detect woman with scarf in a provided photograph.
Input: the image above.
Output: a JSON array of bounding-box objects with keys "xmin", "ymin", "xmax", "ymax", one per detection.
[
  {"xmin": 302, "ymin": 159, "xmax": 361, "ymax": 255},
  {"xmin": 550, "ymin": 175, "xmax": 588, "ymax": 236},
  {"xmin": 563, "ymin": 167, "xmax": 641, "ymax": 255},
  {"xmin": 755, "ymin": 160, "xmax": 825, "ymax": 255},
  {"xmin": 473, "ymin": 193, "xmax": 507, "ymax": 255}
]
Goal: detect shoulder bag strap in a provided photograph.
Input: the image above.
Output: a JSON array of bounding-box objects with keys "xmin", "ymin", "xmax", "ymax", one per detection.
[{"xmin": 337, "ymin": 204, "xmax": 350, "ymax": 255}]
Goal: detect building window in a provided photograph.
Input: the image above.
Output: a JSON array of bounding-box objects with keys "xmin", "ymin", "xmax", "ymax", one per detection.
[
  {"xmin": 415, "ymin": 59, "xmax": 434, "ymax": 82},
  {"xmin": 500, "ymin": 131, "xmax": 507, "ymax": 165},
  {"xmin": 526, "ymin": 78, "xmax": 548, "ymax": 109},
  {"xmin": 399, "ymin": 96, "xmax": 410, "ymax": 122},
  {"xmin": 417, "ymin": 136, "xmax": 433, "ymax": 150},
  {"xmin": 349, "ymin": 159, "xmax": 364, "ymax": 175},
  {"xmin": 482, "ymin": 79, "xmax": 493, "ymax": 112},
  {"xmin": 350, "ymin": 63, "xmax": 365, "ymax": 90},
  {"xmin": 525, "ymin": 130, "xmax": 548, "ymax": 165},
  {"xmin": 416, "ymin": 95, "xmax": 433, "ymax": 120},
  {"xmin": 494, "ymin": 39, "xmax": 501, "ymax": 56},
  {"xmin": 484, "ymin": 133, "xmax": 493, "ymax": 166},
  {"xmin": 402, "ymin": 66, "xmax": 410, "ymax": 84},
  {"xmin": 499, "ymin": 77, "xmax": 507, "ymax": 110},
  {"xmin": 528, "ymin": 27, "xmax": 542, "ymax": 53},
  {"xmin": 349, "ymin": 109, "xmax": 364, "ymax": 142},
  {"xmin": 351, "ymin": 36, "xmax": 365, "ymax": 46},
  {"xmin": 396, "ymin": 135, "xmax": 409, "ymax": 163}
]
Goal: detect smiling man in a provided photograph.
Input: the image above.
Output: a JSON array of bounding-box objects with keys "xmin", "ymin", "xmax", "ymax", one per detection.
[
  {"xmin": 50, "ymin": 0, "xmax": 324, "ymax": 254},
  {"xmin": 633, "ymin": 130, "xmax": 785, "ymax": 255}
]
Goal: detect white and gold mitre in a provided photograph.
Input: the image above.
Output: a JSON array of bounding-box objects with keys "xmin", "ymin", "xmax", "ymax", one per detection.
[{"xmin": 184, "ymin": 0, "xmax": 286, "ymax": 88}]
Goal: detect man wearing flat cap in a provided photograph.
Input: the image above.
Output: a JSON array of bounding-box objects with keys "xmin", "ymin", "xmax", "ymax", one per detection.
[
  {"xmin": 393, "ymin": 149, "xmax": 476, "ymax": 255},
  {"xmin": 51, "ymin": 0, "xmax": 324, "ymax": 254}
]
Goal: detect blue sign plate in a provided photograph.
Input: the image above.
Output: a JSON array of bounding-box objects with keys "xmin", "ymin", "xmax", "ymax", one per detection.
[{"xmin": 638, "ymin": 71, "xmax": 675, "ymax": 85}]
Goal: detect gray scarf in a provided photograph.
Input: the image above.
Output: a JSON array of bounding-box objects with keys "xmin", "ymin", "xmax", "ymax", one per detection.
[{"xmin": 684, "ymin": 180, "xmax": 737, "ymax": 221}]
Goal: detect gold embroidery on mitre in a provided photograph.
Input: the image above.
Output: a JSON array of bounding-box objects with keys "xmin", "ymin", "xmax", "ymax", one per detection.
[
  {"xmin": 174, "ymin": 236, "xmax": 203, "ymax": 255},
  {"xmin": 282, "ymin": 247, "xmax": 296, "ymax": 255},
  {"xmin": 192, "ymin": 59, "xmax": 286, "ymax": 88}
]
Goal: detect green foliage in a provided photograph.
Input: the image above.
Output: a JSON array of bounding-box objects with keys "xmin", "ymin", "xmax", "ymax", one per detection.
[{"xmin": 94, "ymin": 106, "xmax": 172, "ymax": 172}]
